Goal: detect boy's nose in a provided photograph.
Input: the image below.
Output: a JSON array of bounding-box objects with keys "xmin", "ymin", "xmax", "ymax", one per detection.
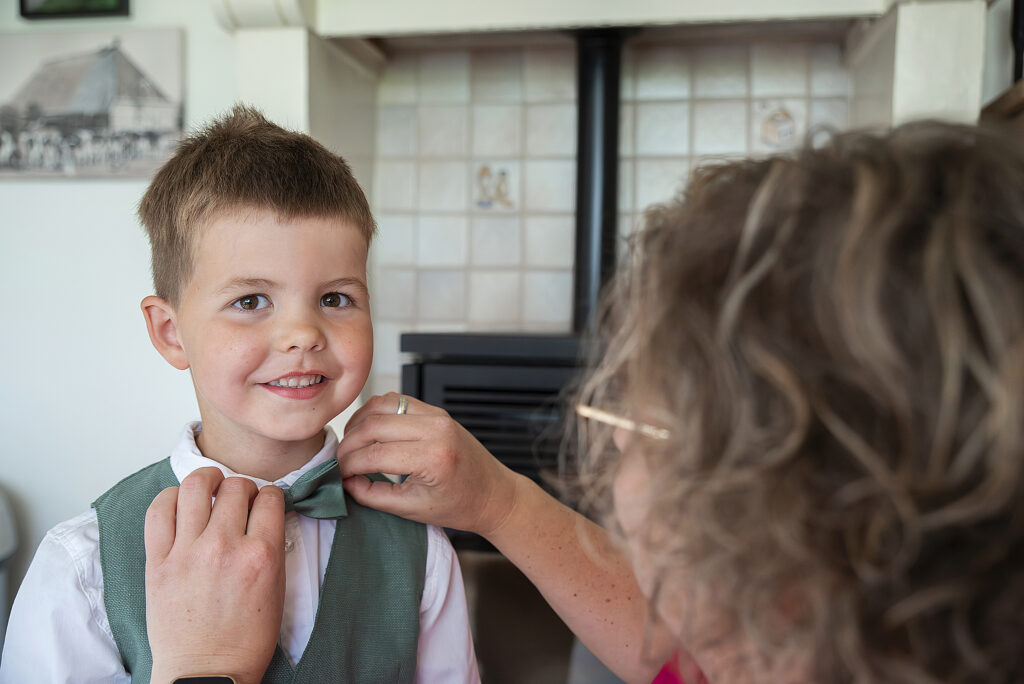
[{"xmin": 275, "ymin": 315, "xmax": 326, "ymax": 353}]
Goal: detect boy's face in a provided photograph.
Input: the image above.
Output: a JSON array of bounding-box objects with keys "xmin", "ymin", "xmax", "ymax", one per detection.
[{"xmin": 154, "ymin": 208, "xmax": 372, "ymax": 449}]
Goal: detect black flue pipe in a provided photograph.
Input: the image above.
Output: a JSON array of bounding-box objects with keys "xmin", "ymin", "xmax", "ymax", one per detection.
[
  {"xmin": 573, "ymin": 29, "xmax": 628, "ymax": 332},
  {"xmin": 1013, "ymin": 0, "xmax": 1024, "ymax": 81}
]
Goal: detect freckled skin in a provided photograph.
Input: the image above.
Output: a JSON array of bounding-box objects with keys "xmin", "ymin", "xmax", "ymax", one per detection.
[{"xmin": 147, "ymin": 209, "xmax": 373, "ymax": 481}]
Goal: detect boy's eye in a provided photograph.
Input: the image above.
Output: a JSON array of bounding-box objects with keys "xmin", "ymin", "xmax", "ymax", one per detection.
[
  {"xmin": 232, "ymin": 294, "xmax": 270, "ymax": 311},
  {"xmin": 321, "ymin": 292, "xmax": 351, "ymax": 308}
]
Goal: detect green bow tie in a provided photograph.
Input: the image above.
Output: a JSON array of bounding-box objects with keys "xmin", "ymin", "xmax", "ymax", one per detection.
[{"xmin": 282, "ymin": 459, "xmax": 348, "ymax": 519}]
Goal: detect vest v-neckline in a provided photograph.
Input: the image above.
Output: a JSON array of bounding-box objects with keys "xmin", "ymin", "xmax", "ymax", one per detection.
[{"xmin": 269, "ymin": 519, "xmax": 347, "ymax": 677}]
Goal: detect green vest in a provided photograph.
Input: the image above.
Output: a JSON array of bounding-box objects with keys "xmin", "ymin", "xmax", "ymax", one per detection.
[{"xmin": 92, "ymin": 458, "xmax": 427, "ymax": 683}]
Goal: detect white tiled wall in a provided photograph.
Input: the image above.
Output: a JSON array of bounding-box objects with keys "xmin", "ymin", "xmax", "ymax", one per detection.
[{"xmin": 368, "ymin": 40, "xmax": 851, "ymax": 393}]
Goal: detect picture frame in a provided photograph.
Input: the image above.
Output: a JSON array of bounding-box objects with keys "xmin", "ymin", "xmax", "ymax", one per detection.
[
  {"xmin": 19, "ymin": 0, "xmax": 129, "ymax": 21},
  {"xmin": 0, "ymin": 28, "xmax": 183, "ymax": 178}
]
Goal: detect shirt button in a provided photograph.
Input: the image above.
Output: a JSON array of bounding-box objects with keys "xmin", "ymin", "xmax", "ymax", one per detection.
[{"xmin": 284, "ymin": 536, "xmax": 296, "ymax": 552}]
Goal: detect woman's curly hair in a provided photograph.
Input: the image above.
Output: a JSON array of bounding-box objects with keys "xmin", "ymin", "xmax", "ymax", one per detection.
[{"xmin": 576, "ymin": 121, "xmax": 1024, "ymax": 683}]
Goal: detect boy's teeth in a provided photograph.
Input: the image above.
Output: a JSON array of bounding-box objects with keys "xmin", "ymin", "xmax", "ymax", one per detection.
[{"xmin": 267, "ymin": 375, "xmax": 323, "ymax": 388}]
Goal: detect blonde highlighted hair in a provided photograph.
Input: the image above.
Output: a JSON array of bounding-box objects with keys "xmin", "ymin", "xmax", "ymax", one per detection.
[
  {"xmin": 138, "ymin": 105, "xmax": 376, "ymax": 304},
  {"xmin": 578, "ymin": 122, "xmax": 1024, "ymax": 682}
]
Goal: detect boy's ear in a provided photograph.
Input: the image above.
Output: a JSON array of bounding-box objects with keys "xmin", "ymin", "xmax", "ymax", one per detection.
[{"xmin": 141, "ymin": 295, "xmax": 190, "ymax": 370}]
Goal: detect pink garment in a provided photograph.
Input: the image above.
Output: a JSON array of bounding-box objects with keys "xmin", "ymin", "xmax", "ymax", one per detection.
[{"xmin": 652, "ymin": 651, "xmax": 708, "ymax": 684}]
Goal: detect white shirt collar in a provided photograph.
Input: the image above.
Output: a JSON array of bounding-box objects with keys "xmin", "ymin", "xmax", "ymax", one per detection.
[{"xmin": 168, "ymin": 421, "xmax": 339, "ymax": 490}]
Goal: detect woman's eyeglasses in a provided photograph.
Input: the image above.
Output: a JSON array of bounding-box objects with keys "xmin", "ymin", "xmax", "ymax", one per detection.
[{"xmin": 574, "ymin": 404, "xmax": 671, "ymax": 441}]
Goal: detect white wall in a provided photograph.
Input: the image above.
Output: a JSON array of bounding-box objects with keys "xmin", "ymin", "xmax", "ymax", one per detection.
[
  {"xmin": 984, "ymin": 0, "xmax": 1014, "ymax": 105},
  {"xmin": 0, "ymin": 0, "xmax": 237, "ymax": 618},
  {"xmin": 891, "ymin": 0, "xmax": 985, "ymax": 124},
  {"xmin": 849, "ymin": 9, "xmax": 897, "ymax": 127}
]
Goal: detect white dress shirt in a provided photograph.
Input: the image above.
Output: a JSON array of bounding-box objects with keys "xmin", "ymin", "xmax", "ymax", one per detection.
[{"xmin": 0, "ymin": 423, "xmax": 480, "ymax": 684}]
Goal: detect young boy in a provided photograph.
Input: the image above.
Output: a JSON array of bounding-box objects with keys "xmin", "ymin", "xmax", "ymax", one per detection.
[{"xmin": 1, "ymin": 106, "xmax": 480, "ymax": 683}]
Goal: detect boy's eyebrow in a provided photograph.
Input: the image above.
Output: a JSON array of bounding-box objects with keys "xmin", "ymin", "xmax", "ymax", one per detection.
[
  {"xmin": 215, "ymin": 276, "xmax": 369, "ymax": 294},
  {"xmin": 322, "ymin": 277, "xmax": 369, "ymax": 294},
  {"xmin": 217, "ymin": 277, "xmax": 276, "ymax": 294}
]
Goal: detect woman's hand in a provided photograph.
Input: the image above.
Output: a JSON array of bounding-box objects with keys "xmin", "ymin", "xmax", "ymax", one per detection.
[
  {"xmin": 144, "ymin": 467, "xmax": 285, "ymax": 684},
  {"xmin": 337, "ymin": 393, "xmax": 525, "ymax": 537},
  {"xmin": 340, "ymin": 394, "xmax": 677, "ymax": 683}
]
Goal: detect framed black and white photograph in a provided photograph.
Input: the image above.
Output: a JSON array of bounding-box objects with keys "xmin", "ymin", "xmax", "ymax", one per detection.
[
  {"xmin": 20, "ymin": 0, "xmax": 130, "ymax": 21},
  {"xmin": 0, "ymin": 28, "xmax": 182, "ymax": 178}
]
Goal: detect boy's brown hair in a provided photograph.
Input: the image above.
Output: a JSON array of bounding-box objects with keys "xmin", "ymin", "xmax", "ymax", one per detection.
[
  {"xmin": 138, "ymin": 104, "xmax": 376, "ymax": 304},
  {"xmin": 578, "ymin": 121, "xmax": 1024, "ymax": 682}
]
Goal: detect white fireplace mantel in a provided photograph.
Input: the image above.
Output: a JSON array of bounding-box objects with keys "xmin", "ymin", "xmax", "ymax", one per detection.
[{"xmin": 212, "ymin": 0, "xmax": 899, "ymax": 35}]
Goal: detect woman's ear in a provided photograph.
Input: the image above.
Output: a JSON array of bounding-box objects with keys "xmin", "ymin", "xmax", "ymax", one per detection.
[{"xmin": 141, "ymin": 295, "xmax": 189, "ymax": 370}]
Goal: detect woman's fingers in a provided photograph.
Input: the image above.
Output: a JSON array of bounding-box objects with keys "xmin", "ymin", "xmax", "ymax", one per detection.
[
  {"xmin": 343, "ymin": 392, "xmax": 443, "ymax": 436},
  {"xmin": 174, "ymin": 466, "xmax": 223, "ymax": 542},
  {"xmin": 247, "ymin": 485, "xmax": 286, "ymax": 545},
  {"xmin": 338, "ymin": 403, "xmax": 522, "ymax": 535},
  {"xmin": 144, "ymin": 486, "xmax": 179, "ymax": 565},
  {"xmin": 337, "ymin": 435, "xmax": 430, "ymax": 481},
  {"xmin": 209, "ymin": 476, "xmax": 259, "ymax": 537},
  {"xmin": 145, "ymin": 473, "xmax": 285, "ymax": 684},
  {"xmin": 341, "ymin": 476, "xmax": 424, "ymax": 522}
]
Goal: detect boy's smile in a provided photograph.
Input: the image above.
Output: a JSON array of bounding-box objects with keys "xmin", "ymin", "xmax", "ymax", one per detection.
[{"xmin": 142, "ymin": 207, "xmax": 373, "ymax": 478}]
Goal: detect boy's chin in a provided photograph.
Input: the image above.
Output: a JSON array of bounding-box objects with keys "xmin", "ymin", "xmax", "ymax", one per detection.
[
  {"xmin": 261, "ymin": 422, "xmax": 332, "ymax": 444},
  {"xmin": 233, "ymin": 413, "xmax": 334, "ymax": 445}
]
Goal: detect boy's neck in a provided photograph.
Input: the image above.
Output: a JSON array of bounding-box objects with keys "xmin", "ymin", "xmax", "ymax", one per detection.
[{"xmin": 194, "ymin": 423, "xmax": 327, "ymax": 482}]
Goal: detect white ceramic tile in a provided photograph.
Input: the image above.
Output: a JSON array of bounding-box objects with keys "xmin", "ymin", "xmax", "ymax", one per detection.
[
  {"xmin": 635, "ymin": 102, "xmax": 690, "ymax": 156},
  {"xmin": 810, "ymin": 97, "xmax": 850, "ymax": 130},
  {"xmin": 618, "ymin": 159, "xmax": 634, "ymax": 212},
  {"xmin": 372, "ymin": 268, "xmax": 416, "ymax": 319},
  {"xmin": 751, "ymin": 99, "xmax": 808, "ymax": 154},
  {"xmin": 526, "ymin": 104, "xmax": 577, "ymax": 156},
  {"xmin": 374, "ymin": 161, "xmax": 417, "ymax": 211},
  {"xmin": 635, "ymin": 45, "xmax": 690, "ymax": 100},
  {"xmin": 525, "ymin": 215, "xmax": 574, "ymax": 268},
  {"xmin": 472, "ymin": 50, "xmax": 523, "ymax": 102},
  {"xmin": 524, "ymin": 47, "xmax": 576, "ymax": 102},
  {"xmin": 471, "ymin": 216, "xmax": 521, "ymax": 266},
  {"xmin": 418, "ymin": 105, "xmax": 468, "ymax": 157},
  {"xmin": 522, "ymin": 270, "xmax": 573, "ymax": 324},
  {"xmin": 377, "ymin": 53, "xmax": 418, "ymax": 105},
  {"xmin": 376, "ymin": 106, "xmax": 417, "ymax": 158},
  {"xmin": 809, "ymin": 99, "xmax": 850, "ymax": 144},
  {"xmin": 417, "ymin": 270, "xmax": 466, "ymax": 321},
  {"xmin": 753, "ymin": 99, "xmax": 810, "ymax": 153},
  {"xmin": 620, "ymin": 47, "xmax": 636, "ymax": 101},
  {"xmin": 472, "ymin": 160, "xmax": 520, "ymax": 212},
  {"xmin": 635, "ymin": 158, "xmax": 690, "ymax": 211},
  {"xmin": 693, "ymin": 100, "xmax": 748, "ymax": 155},
  {"xmin": 415, "ymin": 320, "xmax": 468, "ymax": 333},
  {"xmin": 524, "ymin": 160, "xmax": 576, "ymax": 212},
  {"xmin": 810, "ymin": 43, "xmax": 850, "ymax": 97},
  {"xmin": 617, "ymin": 212, "xmax": 644, "ymax": 262},
  {"xmin": 417, "ymin": 215, "xmax": 468, "ymax": 267},
  {"xmin": 372, "ymin": 214, "xmax": 416, "ymax": 265},
  {"xmin": 418, "ymin": 161, "xmax": 468, "ymax": 211},
  {"xmin": 521, "ymin": 320, "xmax": 573, "ymax": 333},
  {"xmin": 693, "ymin": 44, "xmax": 748, "ymax": 98},
  {"xmin": 418, "ymin": 51, "xmax": 471, "ymax": 104},
  {"xmin": 472, "ymin": 105, "xmax": 522, "ymax": 157},
  {"xmin": 617, "ymin": 212, "xmax": 641, "ymax": 244},
  {"xmin": 468, "ymin": 270, "xmax": 522, "ymax": 323},
  {"xmin": 370, "ymin": 373, "xmax": 401, "ymax": 397},
  {"xmin": 371, "ymin": 321, "xmax": 406, "ymax": 378},
  {"xmin": 751, "ymin": 43, "xmax": 809, "ymax": 97},
  {"xmin": 468, "ymin": 320, "xmax": 524, "ymax": 332},
  {"xmin": 619, "ymin": 104, "xmax": 634, "ymax": 156}
]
